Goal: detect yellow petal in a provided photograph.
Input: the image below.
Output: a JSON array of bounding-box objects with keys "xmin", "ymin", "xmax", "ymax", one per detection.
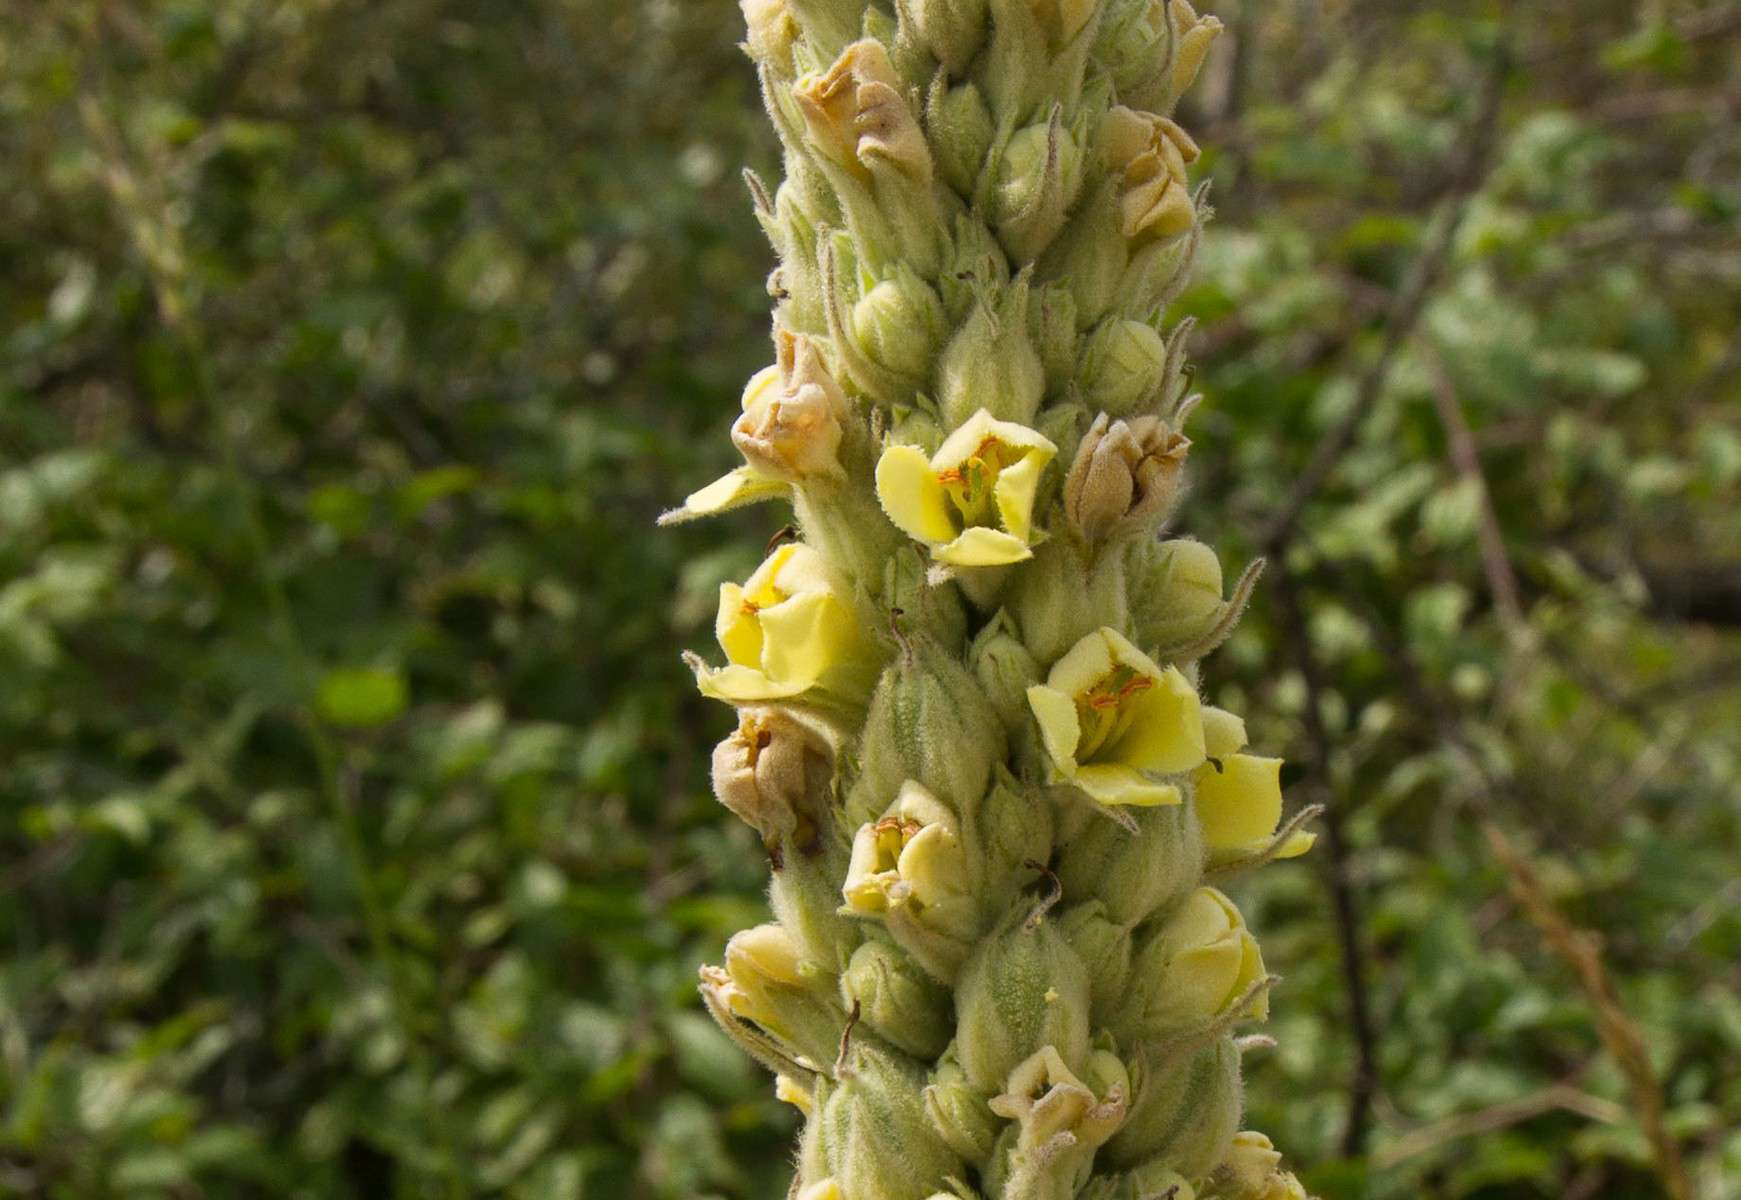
[
  {"xmin": 1073, "ymin": 764, "xmax": 1182, "ymax": 807},
  {"xmin": 1168, "ymin": 939, "xmax": 1246, "ymax": 1022},
  {"xmin": 1194, "ymin": 753, "xmax": 1284, "ymax": 852},
  {"xmin": 934, "ymin": 526, "xmax": 1033, "ymax": 567},
  {"xmin": 934, "ymin": 408, "xmax": 1057, "ymax": 466},
  {"xmin": 992, "ymin": 450, "xmax": 1049, "ymax": 542},
  {"xmin": 1046, "ymin": 627, "xmax": 1119, "ymax": 697},
  {"xmin": 1275, "ymin": 830, "xmax": 1317, "ymax": 859},
  {"xmin": 695, "ymin": 664, "xmax": 809, "ymax": 703},
  {"xmin": 1026, "ymin": 684, "xmax": 1082, "ymax": 775},
  {"xmin": 716, "ymin": 583, "xmax": 764, "ymax": 668},
  {"xmin": 876, "ymin": 444, "xmax": 957, "ymax": 545},
  {"xmin": 1100, "ymin": 626, "xmax": 1167, "ymax": 679},
  {"xmin": 1200, "ymin": 706, "xmax": 1249, "ymax": 759},
  {"xmin": 1171, "ymin": 887, "xmax": 1238, "ymax": 945},
  {"xmin": 658, "ymin": 466, "xmax": 788, "ymax": 525},
  {"xmin": 1113, "ymin": 665, "xmax": 1206, "ymax": 773},
  {"xmin": 741, "ymin": 363, "xmax": 782, "ymax": 414},
  {"xmin": 1237, "ymin": 929, "xmax": 1269, "ymax": 1020},
  {"xmin": 756, "ymin": 591, "xmax": 842, "ymax": 691}
]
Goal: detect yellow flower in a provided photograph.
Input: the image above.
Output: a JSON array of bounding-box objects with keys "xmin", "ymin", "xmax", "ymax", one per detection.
[
  {"xmin": 1192, "ymin": 707, "xmax": 1316, "ymax": 861},
  {"xmin": 693, "ymin": 543, "xmax": 870, "ymax": 703},
  {"xmin": 1102, "ymin": 104, "xmax": 1200, "ymax": 244},
  {"xmin": 875, "ymin": 409, "xmax": 1057, "ymax": 568},
  {"xmin": 1217, "ymin": 1130, "xmax": 1309, "ymax": 1200},
  {"xmin": 842, "ymin": 781, "xmax": 975, "ymax": 939},
  {"xmin": 793, "ymin": 41, "xmax": 932, "ymax": 185},
  {"xmin": 1025, "ymin": 626, "xmax": 1206, "ymax": 807}
]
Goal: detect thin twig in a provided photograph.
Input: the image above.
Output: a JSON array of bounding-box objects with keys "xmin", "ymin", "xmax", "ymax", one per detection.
[
  {"xmin": 1423, "ymin": 346, "xmax": 1523, "ymax": 634},
  {"xmin": 1374, "ymin": 1082, "xmax": 1625, "ymax": 1170},
  {"xmin": 1259, "ymin": 47, "xmax": 1509, "ymax": 553},
  {"xmin": 1271, "ymin": 565, "xmax": 1379, "ymax": 1158}
]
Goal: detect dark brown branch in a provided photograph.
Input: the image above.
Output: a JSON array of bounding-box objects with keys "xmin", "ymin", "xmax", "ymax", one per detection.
[{"xmin": 1271, "ymin": 564, "xmax": 1379, "ymax": 1158}]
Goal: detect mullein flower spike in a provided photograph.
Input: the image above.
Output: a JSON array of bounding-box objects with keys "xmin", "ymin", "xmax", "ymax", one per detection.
[{"xmin": 680, "ymin": 2, "xmax": 1317, "ymax": 1194}]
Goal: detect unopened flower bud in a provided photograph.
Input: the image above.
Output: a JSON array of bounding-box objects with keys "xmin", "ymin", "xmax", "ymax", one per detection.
[
  {"xmin": 927, "ymin": 79, "xmax": 996, "ymax": 196},
  {"xmin": 954, "ymin": 908, "xmax": 1091, "ymax": 1092},
  {"xmin": 1057, "ymin": 800, "xmax": 1204, "ymax": 926},
  {"xmin": 707, "ymin": 922, "xmax": 847, "ymax": 1068},
  {"xmin": 1079, "ymin": 1162, "xmax": 1198, "ymax": 1200},
  {"xmin": 1027, "ymin": 0, "xmax": 1098, "ymax": 47},
  {"xmin": 1008, "ymin": 537, "xmax": 1130, "ymax": 665},
  {"xmin": 1077, "ymin": 318, "xmax": 1167, "ymax": 417},
  {"xmin": 1094, "ymin": 0, "xmax": 1170, "ymax": 104},
  {"xmin": 938, "ymin": 283, "xmax": 1048, "ymax": 428},
  {"xmin": 882, "ymin": 546, "xmax": 968, "ymax": 650},
  {"xmin": 843, "ymin": 936, "xmax": 953, "ymax": 1059},
  {"xmin": 969, "ymin": 611, "xmax": 1041, "ymax": 730},
  {"xmin": 1166, "ymin": 0, "xmax": 1225, "ymax": 107},
  {"xmin": 923, "ymin": 1046, "xmax": 1001, "ymax": 1162},
  {"xmin": 1210, "ymin": 1130, "xmax": 1309, "ymax": 1199},
  {"xmin": 848, "ymin": 636, "xmax": 1006, "ymax": 827},
  {"xmin": 1058, "ymin": 901, "xmax": 1133, "ymax": 1026},
  {"xmin": 794, "ymin": 40, "xmax": 933, "ymax": 186},
  {"xmin": 710, "ymin": 704, "xmax": 840, "ymax": 861},
  {"xmin": 1114, "ymin": 887, "xmax": 1269, "ymax": 1042},
  {"xmin": 740, "ymin": 0, "xmax": 800, "ymax": 72},
  {"xmin": 1064, "ymin": 412, "xmax": 1192, "ymax": 546},
  {"xmin": 962, "ymin": 773, "xmax": 1054, "ymax": 920},
  {"xmin": 1102, "ymin": 105, "xmax": 1200, "ymax": 246},
  {"xmin": 1038, "ymin": 186, "xmax": 1133, "ymax": 328},
  {"xmin": 821, "ymin": 1038, "xmax": 965, "ymax": 1200},
  {"xmin": 991, "ymin": 112, "xmax": 1087, "ymax": 264},
  {"xmin": 732, "ymin": 331, "xmax": 851, "ymax": 482},
  {"xmin": 851, "ymin": 266, "xmax": 948, "ymax": 386},
  {"xmin": 911, "ymin": 0, "xmax": 989, "ymax": 74},
  {"xmin": 1029, "ymin": 282, "xmax": 1081, "ymax": 394},
  {"xmin": 1130, "ymin": 536, "xmax": 1224, "ymax": 651},
  {"xmin": 1104, "ymin": 1036, "xmax": 1242, "ymax": 1175}
]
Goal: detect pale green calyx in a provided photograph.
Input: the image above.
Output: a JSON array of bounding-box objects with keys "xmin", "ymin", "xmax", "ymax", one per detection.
[{"xmin": 679, "ymin": 2, "xmax": 1318, "ymax": 1196}]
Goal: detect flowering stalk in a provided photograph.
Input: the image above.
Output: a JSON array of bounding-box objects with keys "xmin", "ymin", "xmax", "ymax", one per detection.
[{"xmin": 671, "ymin": 3, "xmax": 1319, "ymax": 1196}]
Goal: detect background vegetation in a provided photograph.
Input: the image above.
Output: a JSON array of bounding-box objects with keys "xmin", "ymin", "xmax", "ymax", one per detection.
[{"xmin": 1, "ymin": 1, "xmax": 1736, "ymax": 1197}]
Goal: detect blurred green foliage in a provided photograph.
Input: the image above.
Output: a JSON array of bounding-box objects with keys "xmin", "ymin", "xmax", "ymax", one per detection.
[{"xmin": 0, "ymin": 2, "xmax": 1736, "ymax": 1198}]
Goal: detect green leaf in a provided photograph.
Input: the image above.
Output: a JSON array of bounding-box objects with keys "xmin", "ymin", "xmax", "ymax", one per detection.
[{"xmin": 316, "ymin": 666, "xmax": 408, "ymax": 728}]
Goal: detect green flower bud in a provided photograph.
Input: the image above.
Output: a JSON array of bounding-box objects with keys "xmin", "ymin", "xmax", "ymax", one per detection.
[
  {"xmin": 823, "ymin": 1038, "xmax": 966, "ymax": 1200},
  {"xmin": 1038, "ymin": 184, "xmax": 1131, "ymax": 328},
  {"xmin": 1078, "ymin": 318, "xmax": 1168, "ymax": 418},
  {"xmin": 968, "ymin": 610, "xmax": 1042, "ymax": 729},
  {"xmin": 928, "ymin": 79, "xmax": 997, "ymax": 196},
  {"xmin": 1025, "ymin": 0, "xmax": 1099, "ymax": 48},
  {"xmin": 848, "ymin": 635, "xmax": 1007, "ymax": 827},
  {"xmin": 1113, "ymin": 887, "xmax": 1269, "ymax": 1043},
  {"xmin": 961, "ymin": 772, "xmax": 1054, "ymax": 921},
  {"xmin": 1056, "ymin": 802, "xmax": 1204, "ymax": 928},
  {"xmin": 954, "ymin": 907, "xmax": 1091, "ymax": 1092},
  {"xmin": 1079, "ymin": 1163, "xmax": 1198, "ymax": 1200},
  {"xmin": 937, "ymin": 280, "xmax": 1046, "ymax": 429},
  {"xmin": 990, "ymin": 110, "xmax": 1088, "ymax": 265},
  {"xmin": 1103, "ymin": 1036, "xmax": 1242, "ymax": 1175},
  {"xmin": 843, "ymin": 935, "xmax": 954, "ymax": 1060},
  {"xmin": 852, "ymin": 266, "xmax": 949, "ymax": 388},
  {"xmin": 785, "ymin": 0, "xmax": 880, "ymax": 60},
  {"xmin": 911, "ymin": 0, "xmax": 990, "ymax": 76},
  {"xmin": 1129, "ymin": 537, "xmax": 1224, "ymax": 652},
  {"xmin": 1029, "ymin": 282, "xmax": 1081, "ymax": 396},
  {"xmin": 740, "ymin": 0, "xmax": 801, "ymax": 74},
  {"xmin": 770, "ymin": 823, "xmax": 862, "ymax": 970},
  {"xmin": 940, "ymin": 213, "xmax": 1012, "ymax": 324},
  {"xmin": 1120, "ymin": 219, "xmax": 1201, "ymax": 319},
  {"xmin": 1093, "ymin": 0, "xmax": 1169, "ymax": 104},
  {"xmin": 1057, "ymin": 901, "xmax": 1133, "ymax": 1027},
  {"xmin": 923, "ymin": 1044, "xmax": 1002, "ymax": 1163},
  {"xmin": 1006, "ymin": 539, "xmax": 1128, "ymax": 666},
  {"xmin": 883, "ymin": 545, "xmax": 969, "ymax": 649}
]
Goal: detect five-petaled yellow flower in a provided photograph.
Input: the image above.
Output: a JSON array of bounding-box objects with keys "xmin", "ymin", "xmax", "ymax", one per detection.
[
  {"xmin": 1026, "ymin": 626, "xmax": 1206, "ymax": 807},
  {"xmin": 875, "ymin": 409, "xmax": 1057, "ymax": 568},
  {"xmin": 1193, "ymin": 707, "xmax": 1316, "ymax": 862},
  {"xmin": 693, "ymin": 543, "xmax": 870, "ymax": 704}
]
